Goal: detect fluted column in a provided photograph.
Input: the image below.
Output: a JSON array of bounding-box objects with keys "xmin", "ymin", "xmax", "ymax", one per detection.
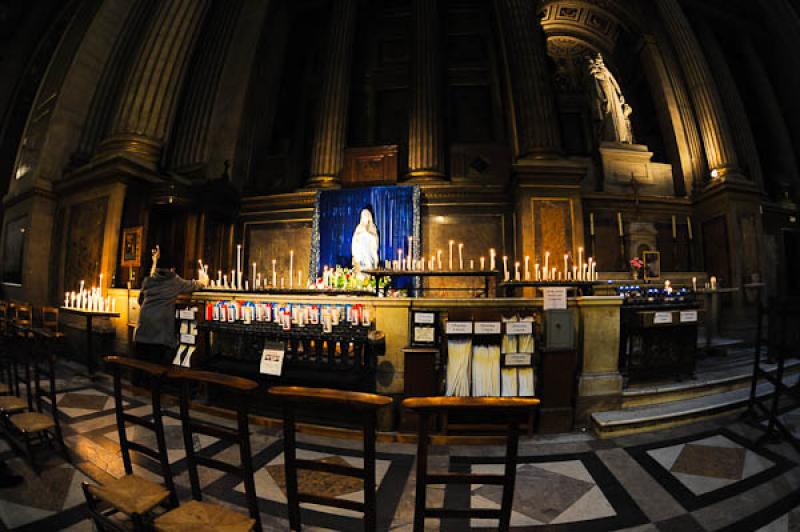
[
  {"xmin": 99, "ymin": 0, "xmax": 210, "ymax": 164},
  {"xmin": 307, "ymin": 0, "xmax": 358, "ymax": 188},
  {"xmin": 498, "ymin": 0, "xmax": 561, "ymax": 159},
  {"xmin": 406, "ymin": 0, "xmax": 445, "ymax": 180},
  {"xmin": 695, "ymin": 20, "xmax": 763, "ymax": 188},
  {"xmin": 655, "ymin": 0, "xmax": 742, "ymax": 183},
  {"xmin": 739, "ymin": 37, "xmax": 800, "ymax": 197}
]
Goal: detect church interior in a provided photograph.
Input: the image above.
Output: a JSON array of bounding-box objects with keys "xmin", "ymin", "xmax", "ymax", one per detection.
[{"xmin": 0, "ymin": 0, "xmax": 798, "ymax": 530}]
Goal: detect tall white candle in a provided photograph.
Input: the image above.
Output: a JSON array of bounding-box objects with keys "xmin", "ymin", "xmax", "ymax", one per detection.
[
  {"xmin": 252, "ymin": 262, "xmax": 257, "ymax": 284},
  {"xmin": 692, "ymin": 276, "xmax": 697, "ymax": 291},
  {"xmin": 217, "ymin": 270, "xmax": 222, "ymax": 284},
  {"xmin": 399, "ymin": 249, "xmax": 403, "ymax": 270},
  {"xmin": 437, "ymin": 249, "xmax": 443, "ymax": 270},
  {"xmin": 590, "ymin": 212, "xmax": 595, "ymax": 236},
  {"xmin": 563, "ymin": 254, "xmax": 569, "ymax": 280},
  {"xmin": 503, "ymin": 256, "xmax": 509, "ymax": 281},
  {"xmin": 543, "ymin": 252, "xmax": 550, "ymax": 280},
  {"xmin": 237, "ymin": 244, "xmax": 242, "ymax": 277},
  {"xmin": 577, "ymin": 247, "xmax": 583, "ymax": 280},
  {"xmin": 298, "ymin": 270, "xmax": 303, "ymax": 287},
  {"xmin": 480, "ymin": 256, "xmax": 485, "ymax": 270},
  {"xmin": 515, "ymin": 261, "xmax": 520, "ymax": 281},
  {"xmin": 458, "ymin": 243, "xmax": 464, "ymax": 270},
  {"xmin": 490, "ymin": 249, "xmax": 496, "ymax": 270},
  {"xmin": 271, "ymin": 260, "xmax": 277, "ymax": 287},
  {"xmin": 470, "ymin": 259, "xmax": 474, "ymax": 270},
  {"xmin": 535, "ymin": 263, "xmax": 540, "ymax": 281},
  {"xmin": 524, "ymin": 256, "xmax": 530, "ymax": 280},
  {"xmin": 289, "ymin": 250, "xmax": 294, "ymax": 288},
  {"xmin": 449, "ymin": 240, "xmax": 454, "ymax": 270},
  {"xmin": 617, "ymin": 212, "xmax": 624, "ymax": 236}
]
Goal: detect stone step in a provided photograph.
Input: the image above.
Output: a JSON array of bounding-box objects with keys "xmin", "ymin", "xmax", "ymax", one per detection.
[
  {"xmin": 621, "ymin": 357, "xmax": 800, "ymax": 408},
  {"xmin": 592, "ymin": 372, "xmax": 800, "ymax": 438}
]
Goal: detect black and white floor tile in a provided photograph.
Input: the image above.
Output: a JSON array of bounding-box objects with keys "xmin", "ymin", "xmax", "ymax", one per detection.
[{"xmin": 0, "ymin": 364, "xmax": 798, "ymax": 531}]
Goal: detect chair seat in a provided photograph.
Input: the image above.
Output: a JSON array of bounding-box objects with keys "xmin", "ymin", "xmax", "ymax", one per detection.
[
  {"xmin": 0, "ymin": 383, "xmax": 9, "ymax": 394},
  {"xmin": 154, "ymin": 500, "xmax": 255, "ymax": 532},
  {"xmin": 0, "ymin": 395, "xmax": 27, "ymax": 413},
  {"xmin": 10, "ymin": 411, "xmax": 55, "ymax": 433},
  {"xmin": 88, "ymin": 474, "xmax": 170, "ymax": 516}
]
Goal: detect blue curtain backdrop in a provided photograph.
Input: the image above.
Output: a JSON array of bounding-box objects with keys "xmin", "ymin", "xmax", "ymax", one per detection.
[{"xmin": 310, "ymin": 185, "xmax": 420, "ymax": 288}]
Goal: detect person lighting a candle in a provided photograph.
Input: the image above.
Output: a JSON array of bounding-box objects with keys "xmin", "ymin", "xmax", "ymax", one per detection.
[{"xmin": 134, "ymin": 244, "xmax": 209, "ymax": 370}]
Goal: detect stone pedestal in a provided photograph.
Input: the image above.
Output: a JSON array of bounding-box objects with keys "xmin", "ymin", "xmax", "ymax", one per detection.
[
  {"xmin": 576, "ymin": 297, "xmax": 624, "ymax": 425},
  {"xmin": 599, "ymin": 142, "xmax": 674, "ymax": 195}
]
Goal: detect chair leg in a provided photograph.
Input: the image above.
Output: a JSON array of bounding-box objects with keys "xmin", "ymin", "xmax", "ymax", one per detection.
[
  {"xmin": 413, "ymin": 412, "xmax": 430, "ymax": 532},
  {"xmin": 283, "ymin": 406, "xmax": 301, "ymax": 531},
  {"xmin": 22, "ymin": 433, "xmax": 37, "ymax": 474},
  {"xmin": 499, "ymin": 418, "xmax": 520, "ymax": 532},
  {"xmin": 363, "ymin": 412, "xmax": 377, "ymax": 532}
]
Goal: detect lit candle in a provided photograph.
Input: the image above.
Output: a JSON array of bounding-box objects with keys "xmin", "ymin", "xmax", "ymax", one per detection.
[
  {"xmin": 437, "ymin": 249, "xmax": 443, "ymax": 270},
  {"xmin": 543, "ymin": 252, "xmax": 550, "ymax": 280},
  {"xmin": 692, "ymin": 276, "xmax": 697, "ymax": 291},
  {"xmin": 272, "ymin": 259, "xmax": 277, "ymax": 287},
  {"xmin": 252, "ymin": 262, "xmax": 257, "ymax": 284},
  {"xmin": 257, "ymin": 273, "xmax": 261, "ymax": 289},
  {"xmin": 524, "ymin": 256, "xmax": 530, "ymax": 280},
  {"xmin": 289, "ymin": 250, "xmax": 294, "ymax": 288},
  {"xmin": 564, "ymin": 254, "xmax": 569, "ymax": 280},
  {"xmin": 490, "ymin": 249, "xmax": 496, "ymax": 270},
  {"xmin": 218, "ymin": 270, "xmax": 222, "ymax": 284},
  {"xmin": 687, "ymin": 216, "xmax": 693, "ymax": 240},
  {"xmin": 551, "ymin": 267, "xmax": 556, "ymax": 280},
  {"xmin": 223, "ymin": 273, "xmax": 228, "ymax": 289},
  {"xmin": 577, "ymin": 247, "xmax": 583, "ymax": 280},
  {"xmin": 231, "ymin": 270, "xmax": 235, "ymax": 290},
  {"xmin": 589, "ymin": 258, "xmax": 596, "ymax": 281},
  {"xmin": 298, "ymin": 270, "xmax": 303, "ymax": 287},
  {"xmin": 590, "ymin": 212, "xmax": 595, "ymax": 236},
  {"xmin": 470, "ymin": 259, "xmax": 474, "ymax": 270},
  {"xmin": 710, "ymin": 276, "xmax": 717, "ymax": 290},
  {"xmin": 65, "ymin": 292, "xmax": 69, "ymax": 308},
  {"xmin": 672, "ymin": 215, "xmax": 677, "ymax": 239},
  {"xmin": 503, "ymin": 256, "xmax": 509, "ymax": 281},
  {"xmin": 111, "ymin": 298, "xmax": 116, "ymax": 313},
  {"xmin": 535, "ymin": 263, "xmax": 540, "ymax": 281},
  {"xmin": 480, "ymin": 256, "xmax": 485, "ymax": 270},
  {"xmin": 237, "ymin": 244, "xmax": 242, "ymax": 279},
  {"xmin": 583, "ymin": 262, "xmax": 588, "ymax": 281},
  {"xmin": 458, "ymin": 243, "xmax": 464, "ymax": 270},
  {"xmin": 617, "ymin": 212, "xmax": 624, "ymax": 236},
  {"xmin": 514, "ymin": 261, "xmax": 520, "ymax": 281},
  {"xmin": 449, "ymin": 240, "xmax": 454, "ymax": 270}
]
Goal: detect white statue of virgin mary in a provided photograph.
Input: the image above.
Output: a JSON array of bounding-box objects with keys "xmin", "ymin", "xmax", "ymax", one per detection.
[{"xmin": 351, "ymin": 208, "xmax": 380, "ymax": 270}]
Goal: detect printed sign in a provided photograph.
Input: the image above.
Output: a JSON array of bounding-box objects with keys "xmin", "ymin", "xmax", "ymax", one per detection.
[
  {"xmin": 179, "ymin": 334, "xmax": 196, "ymax": 345},
  {"xmin": 445, "ymin": 321, "xmax": 473, "ymax": 334},
  {"xmin": 680, "ymin": 310, "xmax": 698, "ymax": 323},
  {"xmin": 506, "ymin": 322, "xmax": 533, "ymax": 335},
  {"xmin": 474, "ymin": 322, "xmax": 502, "ymax": 334},
  {"xmin": 504, "ymin": 353, "xmax": 532, "ymax": 366},
  {"xmin": 260, "ymin": 343, "xmax": 285, "ymax": 376},
  {"xmin": 653, "ymin": 312, "xmax": 673, "ymax": 324},
  {"xmin": 414, "ymin": 312, "xmax": 436, "ymax": 324},
  {"xmin": 413, "ymin": 326, "xmax": 435, "ymax": 343},
  {"xmin": 542, "ymin": 287, "xmax": 568, "ymax": 310},
  {"xmin": 179, "ymin": 309, "xmax": 196, "ymax": 320}
]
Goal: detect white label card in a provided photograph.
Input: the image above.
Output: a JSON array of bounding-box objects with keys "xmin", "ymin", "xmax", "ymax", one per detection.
[
  {"xmin": 414, "ymin": 312, "xmax": 436, "ymax": 324},
  {"xmin": 654, "ymin": 312, "xmax": 673, "ymax": 324},
  {"xmin": 413, "ymin": 326, "xmax": 435, "ymax": 343},
  {"xmin": 179, "ymin": 334, "xmax": 196, "ymax": 345},
  {"xmin": 504, "ymin": 353, "xmax": 532, "ymax": 366},
  {"xmin": 680, "ymin": 310, "xmax": 698, "ymax": 323},
  {"xmin": 542, "ymin": 287, "xmax": 568, "ymax": 310},
  {"xmin": 506, "ymin": 322, "xmax": 533, "ymax": 335},
  {"xmin": 260, "ymin": 343, "xmax": 285, "ymax": 376},
  {"xmin": 446, "ymin": 321, "xmax": 473, "ymax": 334},
  {"xmin": 179, "ymin": 309, "xmax": 196, "ymax": 320},
  {"xmin": 474, "ymin": 321, "xmax": 502, "ymax": 334}
]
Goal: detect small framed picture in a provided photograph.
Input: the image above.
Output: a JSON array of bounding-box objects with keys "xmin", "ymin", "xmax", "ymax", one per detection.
[
  {"xmin": 121, "ymin": 226, "xmax": 143, "ymax": 268},
  {"xmin": 643, "ymin": 250, "xmax": 661, "ymax": 280}
]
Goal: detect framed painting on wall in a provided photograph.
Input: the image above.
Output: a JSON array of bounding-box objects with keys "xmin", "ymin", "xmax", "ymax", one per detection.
[
  {"xmin": 120, "ymin": 226, "xmax": 143, "ymax": 268},
  {"xmin": 643, "ymin": 250, "xmax": 661, "ymax": 280}
]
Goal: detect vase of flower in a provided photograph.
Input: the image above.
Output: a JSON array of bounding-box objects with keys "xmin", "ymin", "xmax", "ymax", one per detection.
[{"xmin": 629, "ymin": 257, "xmax": 643, "ymax": 281}]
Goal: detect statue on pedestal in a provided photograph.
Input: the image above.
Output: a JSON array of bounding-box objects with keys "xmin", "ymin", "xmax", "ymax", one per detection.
[
  {"xmin": 588, "ymin": 53, "xmax": 634, "ymax": 144},
  {"xmin": 351, "ymin": 208, "xmax": 379, "ymax": 271}
]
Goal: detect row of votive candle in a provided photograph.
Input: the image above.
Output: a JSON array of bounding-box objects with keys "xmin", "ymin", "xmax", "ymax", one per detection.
[
  {"xmin": 64, "ymin": 288, "xmax": 116, "ymax": 313},
  {"xmin": 386, "ymin": 244, "xmax": 499, "ymax": 272},
  {"xmin": 503, "ymin": 251, "xmax": 598, "ymax": 282},
  {"xmin": 208, "ymin": 247, "xmax": 300, "ymax": 291}
]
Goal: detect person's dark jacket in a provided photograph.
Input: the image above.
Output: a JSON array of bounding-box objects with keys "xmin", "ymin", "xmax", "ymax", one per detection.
[{"xmin": 134, "ymin": 269, "xmax": 202, "ymax": 348}]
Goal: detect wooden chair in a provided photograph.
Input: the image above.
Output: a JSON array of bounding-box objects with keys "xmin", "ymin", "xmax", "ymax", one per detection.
[
  {"xmin": 6, "ymin": 336, "xmax": 67, "ymax": 472},
  {"xmin": 153, "ymin": 367, "xmax": 260, "ymax": 532},
  {"xmin": 11, "ymin": 303, "xmax": 33, "ymax": 337},
  {"xmin": 401, "ymin": 397, "xmax": 541, "ymax": 532},
  {"xmin": 269, "ymin": 386, "xmax": 393, "ymax": 532},
  {"xmin": 82, "ymin": 356, "xmax": 177, "ymax": 531}
]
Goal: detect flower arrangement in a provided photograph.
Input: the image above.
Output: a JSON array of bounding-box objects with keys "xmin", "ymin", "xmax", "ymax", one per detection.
[{"xmin": 629, "ymin": 257, "xmax": 643, "ymax": 271}]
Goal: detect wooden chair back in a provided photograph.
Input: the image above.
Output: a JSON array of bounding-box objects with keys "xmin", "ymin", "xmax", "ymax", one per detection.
[
  {"xmin": 167, "ymin": 367, "xmax": 262, "ymax": 531},
  {"xmin": 104, "ymin": 356, "xmax": 178, "ymax": 507},
  {"xmin": 40, "ymin": 306, "xmax": 60, "ymax": 332},
  {"xmin": 401, "ymin": 396, "xmax": 541, "ymax": 532},
  {"xmin": 269, "ymin": 386, "xmax": 393, "ymax": 532},
  {"xmin": 13, "ymin": 303, "xmax": 32, "ymax": 336}
]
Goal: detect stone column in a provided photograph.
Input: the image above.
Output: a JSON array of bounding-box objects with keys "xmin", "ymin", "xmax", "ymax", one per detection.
[
  {"xmin": 739, "ymin": 37, "xmax": 800, "ymax": 197},
  {"xmin": 307, "ymin": 0, "xmax": 358, "ymax": 188},
  {"xmin": 406, "ymin": 0, "xmax": 445, "ymax": 181},
  {"xmin": 694, "ymin": 20, "xmax": 763, "ymax": 189},
  {"xmin": 498, "ymin": 0, "xmax": 561, "ymax": 159},
  {"xmin": 655, "ymin": 0, "xmax": 743, "ymax": 183},
  {"xmin": 100, "ymin": 0, "xmax": 210, "ymax": 164}
]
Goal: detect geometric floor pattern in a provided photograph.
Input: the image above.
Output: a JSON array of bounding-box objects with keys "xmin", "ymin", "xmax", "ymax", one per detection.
[{"xmin": 0, "ymin": 362, "xmax": 798, "ymax": 530}]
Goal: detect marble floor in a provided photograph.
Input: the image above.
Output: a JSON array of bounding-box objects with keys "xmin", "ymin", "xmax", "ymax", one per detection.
[{"xmin": 0, "ymin": 363, "xmax": 798, "ymax": 531}]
